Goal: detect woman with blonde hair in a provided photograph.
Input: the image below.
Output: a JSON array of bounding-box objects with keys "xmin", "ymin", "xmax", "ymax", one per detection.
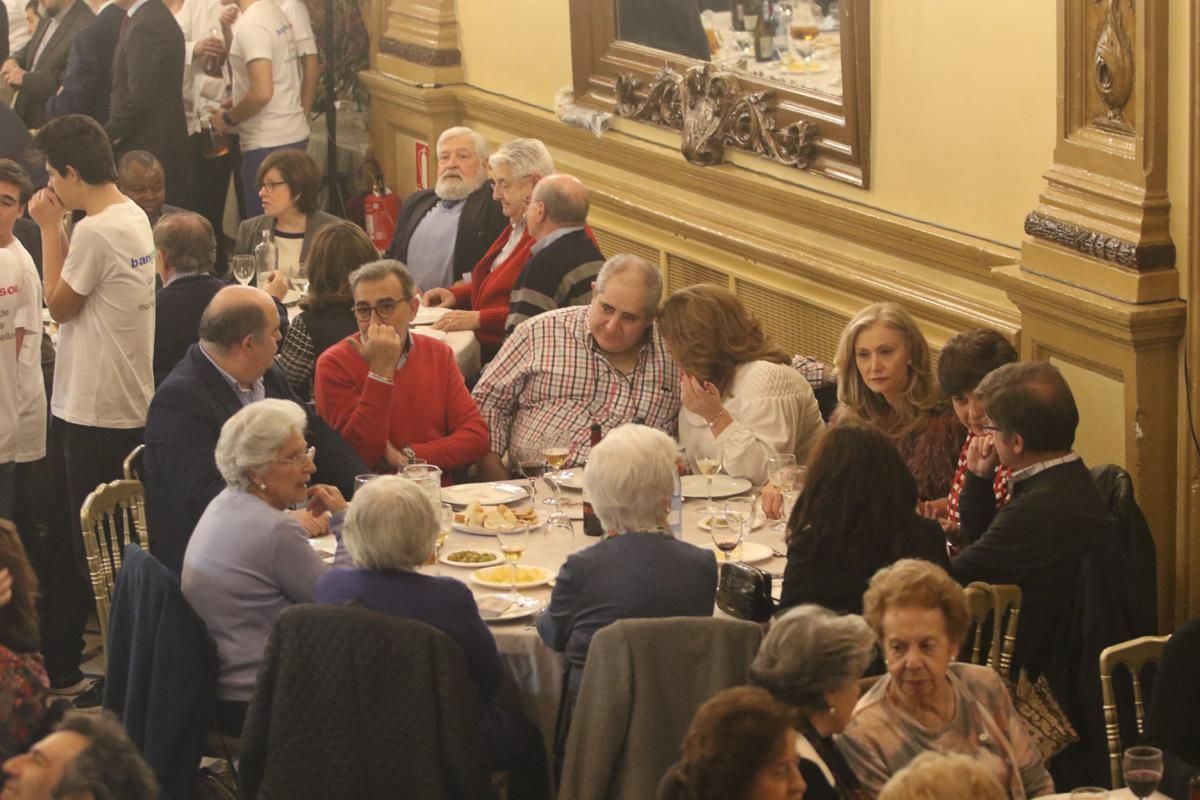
[
  {"xmin": 837, "ymin": 559, "xmax": 1053, "ymax": 798},
  {"xmin": 658, "ymin": 284, "xmax": 824, "ymax": 485},
  {"xmin": 877, "ymin": 752, "xmax": 1007, "ymax": 800},
  {"xmin": 833, "ymin": 302, "xmax": 962, "ymax": 500}
]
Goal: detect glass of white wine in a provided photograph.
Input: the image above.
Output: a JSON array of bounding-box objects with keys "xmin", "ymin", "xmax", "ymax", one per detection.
[
  {"xmin": 433, "ymin": 503, "xmax": 452, "ymax": 575},
  {"xmin": 542, "ymin": 445, "xmax": 569, "ymax": 509},
  {"xmin": 693, "ymin": 437, "xmax": 724, "ymax": 514},
  {"xmin": 231, "ymin": 255, "xmax": 256, "ymax": 286},
  {"xmin": 495, "ymin": 523, "xmax": 537, "ymax": 606},
  {"xmin": 767, "ymin": 453, "xmax": 797, "ymax": 531}
]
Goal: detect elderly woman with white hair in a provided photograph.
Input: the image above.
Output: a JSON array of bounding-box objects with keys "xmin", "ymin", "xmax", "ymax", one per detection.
[
  {"xmin": 536, "ymin": 423, "xmax": 718, "ymax": 695},
  {"xmin": 316, "ymin": 476, "xmax": 548, "ymax": 798},
  {"xmin": 182, "ymin": 399, "xmax": 347, "ymax": 736},
  {"xmin": 750, "ymin": 605, "xmax": 876, "ymax": 800},
  {"xmin": 423, "ymin": 138, "xmax": 555, "ymax": 358}
]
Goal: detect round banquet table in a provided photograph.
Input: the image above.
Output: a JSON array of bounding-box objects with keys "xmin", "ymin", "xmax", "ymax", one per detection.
[
  {"xmin": 1044, "ymin": 791, "xmax": 1168, "ymax": 799},
  {"xmin": 310, "ymin": 474, "xmax": 784, "ymax": 773}
]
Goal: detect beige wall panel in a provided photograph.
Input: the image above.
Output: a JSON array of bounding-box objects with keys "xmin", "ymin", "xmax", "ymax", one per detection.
[{"xmin": 1048, "ymin": 356, "xmax": 1127, "ymax": 469}]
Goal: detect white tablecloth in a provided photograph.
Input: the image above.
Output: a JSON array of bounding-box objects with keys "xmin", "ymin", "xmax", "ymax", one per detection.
[{"xmin": 1044, "ymin": 791, "xmax": 1168, "ymax": 799}]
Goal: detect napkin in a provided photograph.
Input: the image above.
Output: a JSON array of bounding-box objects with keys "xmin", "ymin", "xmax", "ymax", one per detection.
[{"xmin": 477, "ymin": 596, "xmax": 516, "ymax": 620}]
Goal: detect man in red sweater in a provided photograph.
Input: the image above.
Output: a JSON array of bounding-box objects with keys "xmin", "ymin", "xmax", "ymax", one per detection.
[{"xmin": 313, "ymin": 259, "xmax": 489, "ymax": 477}]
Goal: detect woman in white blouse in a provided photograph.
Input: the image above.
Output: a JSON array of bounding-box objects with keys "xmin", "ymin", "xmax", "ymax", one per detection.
[{"xmin": 658, "ymin": 284, "xmax": 824, "ymax": 486}]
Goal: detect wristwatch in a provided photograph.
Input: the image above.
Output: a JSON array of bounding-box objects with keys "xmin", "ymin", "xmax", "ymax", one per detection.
[
  {"xmin": 221, "ymin": 110, "xmax": 235, "ymax": 127},
  {"xmin": 400, "ymin": 446, "xmax": 417, "ymax": 466}
]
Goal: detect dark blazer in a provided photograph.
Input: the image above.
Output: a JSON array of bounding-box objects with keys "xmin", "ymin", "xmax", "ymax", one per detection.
[
  {"xmin": 153, "ymin": 272, "xmax": 227, "ymax": 387},
  {"xmin": 384, "ymin": 181, "xmax": 508, "ymax": 284},
  {"xmin": 779, "ymin": 516, "xmax": 951, "ymax": 616},
  {"xmin": 106, "ymin": 0, "xmax": 189, "ymax": 207},
  {"xmin": 537, "ymin": 532, "xmax": 717, "ymax": 688},
  {"xmin": 1143, "ymin": 619, "xmax": 1200, "ymax": 800},
  {"xmin": 0, "ymin": 105, "xmax": 47, "ymax": 189},
  {"xmin": 12, "ymin": 219, "xmax": 42, "ymax": 277},
  {"xmin": 0, "ymin": 7, "xmax": 8, "ymax": 63},
  {"xmin": 45, "ymin": 1, "xmax": 123, "ymax": 124},
  {"xmin": 10, "ymin": 0, "xmax": 95, "ymax": 129},
  {"xmin": 234, "ymin": 209, "xmax": 341, "ymax": 263},
  {"xmin": 143, "ymin": 344, "xmax": 366, "ymax": 574},
  {"xmin": 952, "ymin": 458, "xmax": 1112, "ymax": 679}
]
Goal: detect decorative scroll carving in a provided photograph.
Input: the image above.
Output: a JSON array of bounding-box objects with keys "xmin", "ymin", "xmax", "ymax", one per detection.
[
  {"xmin": 615, "ymin": 64, "xmax": 820, "ymax": 170},
  {"xmin": 1024, "ymin": 212, "xmax": 1176, "ymax": 270},
  {"xmin": 379, "ymin": 37, "xmax": 461, "ymax": 67},
  {"xmin": 1093, "ymin": 0, "xmax": 1134, "ymax": 133}
]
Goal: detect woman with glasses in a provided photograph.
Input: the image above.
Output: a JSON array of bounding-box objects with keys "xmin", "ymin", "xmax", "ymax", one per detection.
[
  {"xmin": 276, "ymin": 221, "xmax": 378, "ymax": 400},
  {"xmin": 181, "ymin": 399, "xmax": 346, "ymax": 737},
  {"xmin": 233, "ymin": 149, "xmax": 340, "ymax": 291}
]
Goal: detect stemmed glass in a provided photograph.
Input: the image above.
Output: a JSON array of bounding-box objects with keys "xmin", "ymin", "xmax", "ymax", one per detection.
[
  {"xmin": 766, "ymin": 453, "xmax": 797, "ymax": 531},
  {"xmin": 432, "ymin": 503, "xmax": 452, "ymax": 575},
  {"xmin": 515, "ymin": 449, "xmax": 547, "ymax": 504},
  {"xmin": 541, "ymin": 445, "xmax": 569, "ymax": 510},
  {"xmin": 231, "ymin": 255, "xmax": 256, "ymax": 286},
  {"xmin": 709, "ymin": 509, "xmax": 745, "ymax": 562},
  {"xmin": 693, "ymin": 437, "xmax": 723, "ymax": 515},
  {"xmin": 495, "ymin": 522, "xmax": 538, "ymax": 608},
  {"xmin": 789, "ymin": 0, "xmax": 822, "ymax": 68},
  {"xmin": 293, "ymin": 261, "xmax": 309, "ymax": 297},
  {"xmin": 1123, "ymin": 746, "xmax": 1163, "ymax": 799}
]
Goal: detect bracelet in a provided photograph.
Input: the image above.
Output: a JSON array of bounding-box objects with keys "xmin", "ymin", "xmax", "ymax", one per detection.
[
  {"xmin": 707, "ymin": 408, "xmax": 729, "ymax": 428},
  {"xmin": 367, "ymin": 371, "xmax": 394, "ymax": 385}
]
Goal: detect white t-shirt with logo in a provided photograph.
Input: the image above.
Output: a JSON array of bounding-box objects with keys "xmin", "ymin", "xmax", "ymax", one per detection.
[
  {"xmin": 273, "ymin": 0, "xmax": 316, "ymax": 57},
  {"xmin": 2, "ymin": 239, "xmax": 46, "ymax": 462},
  {"xmin": 229, "ymin": 0, "xmax": 310, "ymax": 150},
  {"xmin": 52, "ymin": 198, "xmax": 156, "ymax": 429}
]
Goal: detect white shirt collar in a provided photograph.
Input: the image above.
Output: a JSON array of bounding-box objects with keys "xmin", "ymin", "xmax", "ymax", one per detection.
[{"xmin": 126, "ymin": 0, "xmax": 151, "ymax": 17}]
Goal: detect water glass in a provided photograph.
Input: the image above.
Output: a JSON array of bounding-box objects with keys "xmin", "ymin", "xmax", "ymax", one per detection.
[
  {"xmin": 724, "ymin": 495, "xmax": 758, "ymax": 532},
  {"xmin": 353, "ymin": 474, "xmax": 378, "ymax": 495},
  {"xmin": 231, "ymin": 255, "xmax": 256, "ymax": 286}
]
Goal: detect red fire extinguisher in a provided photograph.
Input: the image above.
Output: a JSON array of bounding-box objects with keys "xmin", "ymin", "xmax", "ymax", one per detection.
[{"xmin": 362, "ymin": 159, "xmax": 400, "ymax": 254}]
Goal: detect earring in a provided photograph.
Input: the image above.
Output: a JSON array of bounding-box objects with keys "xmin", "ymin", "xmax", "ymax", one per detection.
[{"xmin": 258, "ymin": 483, "xmax": 267, "ymax": 491}]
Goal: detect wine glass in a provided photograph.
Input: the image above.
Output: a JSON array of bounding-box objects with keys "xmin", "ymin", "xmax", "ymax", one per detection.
[
  {"xmin": 789, "ymin": 0, "xmax": 822, "ymax": 68},
  {"xmin": 692, "ymin": 437, "xmax": 723, "ymax": 515},
  {"xmin": 515, "ymin": 449, "xmax": 547, "ymax": 503},
  {"xmin": 541, "ymin": 445, "xmax": 569, "ymax": 509},
  {"xmin": 544, "ymin": 513, "xmax": 576, "ymax": 558},
  {"xmin": 433, "ymin": 503, "xmax": 452, "ymax": 575},
  {"xmin": 231, "ymin": 255, "xmax": 256, "ymax": 286},
  {"xmin": 293, "ymin": 261, "xmax": 309, "ymax": 297},
  {"xmin": 495, "ymin": 523, "xmax": 537, "ymax": 607},
  {"xmin": 1123, "ymin": 746, "xmax": 1163, "ymax": 799},
  {"xmin": 709, "ymin": 509, "xmax": 745, "ymax": 562},
  {"xmin": 766, "ymin": 453, "xmax": 797, "ymax": 531}
]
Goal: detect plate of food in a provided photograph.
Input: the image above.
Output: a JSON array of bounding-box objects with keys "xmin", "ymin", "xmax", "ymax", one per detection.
[
  {"xmin": 440, "ymin": 482, "xmax": 530, "ymax": 506},
  {"xmin": 412, "ymin": 327, "xmax": 447, "ymax": 341},
  {"xmin": 701, "ymin": 541, "xmax": 774, "ymax": 565},
  {"xmin": 551, "ymin": 469, "xmax": 585, "ymax": 491},
  {"xmin": 440, "ymin": 548, "xmax": 504, "ymax": 568},
  {"xmin": 469, "ymin": 564, "xmax": 554, "ymax": 590},
  {"xmin": 679, "ymin": 475, "xmax": 752, "ymax": 499},
  {"xmin": 697, "ymin": 511, "xmax": 764, "ymax": 532},
  {"xmin": 476, "ymin": 594, "xmax": 545, "ymax": 622},
  {"xmin": 452, "ymin": 502, "xmax": 542, "ymax": 535}
]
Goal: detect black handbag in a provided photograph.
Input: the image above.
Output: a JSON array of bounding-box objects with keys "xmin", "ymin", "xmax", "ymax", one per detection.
[{"xmin": 717, "ymin": 561, "xmax": 775, "ymax": 622}]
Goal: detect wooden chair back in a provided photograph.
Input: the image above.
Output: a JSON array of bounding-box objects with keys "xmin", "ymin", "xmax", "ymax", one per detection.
[
  {"xmin": 963, "ymin": 582, "xmax": 994, "ymax": 665},
  {"xmin": 122, "ymin": 444, "xmax": 145, "ymax": 482},
  {"xmin": 1099, "ymin": 634, "xmax": 1170, "ymax": 789},
  {"xmin": 80, "ymin": 479, "xmax": 150, "ymax": 654}
]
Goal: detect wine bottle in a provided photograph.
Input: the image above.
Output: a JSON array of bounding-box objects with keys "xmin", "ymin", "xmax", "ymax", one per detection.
[
  {"xmin": 754, "ymin": 3, "xmax": 774, "ymax": 62},
  {"xmin": 582, "ymin": 423, "xmax": 604, "ymax": 537}
]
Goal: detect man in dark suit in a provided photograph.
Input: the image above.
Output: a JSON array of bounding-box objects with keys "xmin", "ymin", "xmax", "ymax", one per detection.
[
  {"xmin": 384, "ymin": 126, "xmax": 507, "ymax": 291},
  {"xmin": 44, "ymin": 0, "xmax": 123, "ymax": 123},
  {"xmin": 152, "ymin": 211, "xmax": 224, "ymax": 386},
  {"xmin": 507, "ymin": 173, "xmax": 604, "ymax": 333},
  {"xmin": 0, "ymin": 0, "xmax": 94, "ymax": 128},
  {"xmin": 0, "ymin": 104, "xmax": 47, "ymax": 188},
  {"xmin": 143, "ymin": 285, "xmax": 365, "ymax": 574},
  {"xmin": 105, "ymin": 0, "xmax": 189, "ymax": 207}
]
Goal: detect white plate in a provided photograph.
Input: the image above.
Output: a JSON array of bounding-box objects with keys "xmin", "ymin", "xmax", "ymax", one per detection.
[
  {"xmin": 469, "ymin": 564, "xmax": 554, "ymax": 590},
  {"xmin": 440, "ymin": 548, "xmax": 504, "ymax": 568},
  {"xmin": 282, "ymin": 289, "xmax": 302, "ymax": 306},
  {"xmin": 476, "ymin": 594, "xmax": 545, "ymax": 622},
  {"xmin": 702, "ymin": 541, "xmax": 774, "ymax": 565},
  {"xmin": 452, "ymin": 510, "xmax": 545, "ymax": 536},
  {"xmin": 441, "ymin": 482, "xmax": 530, "ymax": 506},
  {"xmin": 412, "ymin": 305, "xmax": 448, "ymax": 326},
  {"xmin": 680, "ymin": 474, "xmax": 753, "ymax": 499},
  {"xmin": 697, "ymin": 512, "xmax": 764, "ymax": 532},
  {"xmin": 552, "ymin": 469, "xmax": 584, "ymax": 490},
  {"xmin": 412, "ymin": 327, "xmax": 447, "ymax": 341}
]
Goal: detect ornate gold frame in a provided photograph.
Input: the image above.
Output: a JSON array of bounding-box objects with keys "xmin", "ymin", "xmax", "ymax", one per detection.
[{"xmin": 569, "ymin": 0, "xmax": 871, "ymax": 187}]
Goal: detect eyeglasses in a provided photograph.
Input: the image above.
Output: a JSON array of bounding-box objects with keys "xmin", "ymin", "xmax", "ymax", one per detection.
[
  {"xmin": 979, "ymin": 425, "xmax": 1003, "ymax": 434},
  {"xmin": 258, "ymin": 179, "xmax": 288, "ymax": 193},
  {"xmin": 351, "ymin": 298, "xmax": 408, "ymax": 321},
  {"xmin": 274, "ymin": 446, "xmax": 315, "ymax": 467}
]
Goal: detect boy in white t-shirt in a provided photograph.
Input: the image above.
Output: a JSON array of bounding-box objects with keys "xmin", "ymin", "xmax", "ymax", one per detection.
[
  {"xmin": 0, "ymin": 160, "xmax": 47, "ymax": 522},
  {"xmin": 28, "ymin": 115, "xmax": 155, "ymax": 700},
  {"xmin": 209, "ymin": 0, "xmax": 309, "ymax": 218},
  {"xmin": 272, "ymin": 0, "xmax": 318, "ymax": 115}
]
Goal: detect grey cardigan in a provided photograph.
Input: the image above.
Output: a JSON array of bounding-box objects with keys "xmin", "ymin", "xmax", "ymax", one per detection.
[{"xmin": 234, "ymin": 209, "xmax": 341, "ymax": 263}]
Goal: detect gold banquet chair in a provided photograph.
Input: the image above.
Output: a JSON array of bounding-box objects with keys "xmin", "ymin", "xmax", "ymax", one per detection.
[
  {"xmin": 963, "ymin": 582, "xmax": 994, "ymax": 666},
  {"xmin": 122, "ymin": 444, "xmax": 144, "ymax": 481},
  {"xmin": 962, "ymin": 582, "xmax": 1022, "ymax": 675},
  {"xmin": 80, "ymin": 479, "xmax": 151, "ymax": 655},
  {"xmin": 1099, "ymin": 634, "xmax": 1170, "ymax": 789}
]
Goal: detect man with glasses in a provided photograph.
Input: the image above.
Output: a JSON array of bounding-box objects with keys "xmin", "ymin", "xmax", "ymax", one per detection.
[
  {"xmin": 144, "ymin": 284, "xmax": 365, "ymax": 573},
  {"xmin": 314, "ymin": 259, "xmax": 488, "ymax": 476}
]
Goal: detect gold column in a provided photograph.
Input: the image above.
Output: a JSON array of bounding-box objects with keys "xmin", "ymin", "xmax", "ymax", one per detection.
[
  {"xmin": 1179, "ymin": 0, "xmax": 1200, "ymax": 624},
  {"xmin": 1005, "ymin": 0, "xmax": 1185, "ymax": 628},
  {"xmin": 374, "ymin": 0, "xmax": 464, "ymax": 86}
]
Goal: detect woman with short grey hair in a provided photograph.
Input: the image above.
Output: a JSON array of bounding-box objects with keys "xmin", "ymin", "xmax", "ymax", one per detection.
[
  {"xmin": 315, "ymin": 476, "xmax": 549, "ymax": 797},
  {"xmin": 750, "ymin": 605, "xmax": 876, "ymax": 799},
  {"xmin": 183, "ymin": 399, "xmax": 347, "ymax": 737}
]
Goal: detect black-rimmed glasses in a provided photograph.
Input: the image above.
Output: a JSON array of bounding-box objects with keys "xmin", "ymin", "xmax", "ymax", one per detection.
[{"xmin": 351, "ymin": 298, "xmax": 405, "ymax": 321}]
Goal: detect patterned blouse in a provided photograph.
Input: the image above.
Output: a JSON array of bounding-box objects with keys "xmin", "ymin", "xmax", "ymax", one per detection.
[
  {"xmin": 837, "ymin": 663, "xmax": 1054, "ymax": 799},
  {"xmin": 0, "ymin": 646, "xmax": 48, "ymax": 761}
]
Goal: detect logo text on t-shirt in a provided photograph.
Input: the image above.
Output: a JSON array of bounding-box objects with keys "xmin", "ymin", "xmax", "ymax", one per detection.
[{"xmin": 130, "ymin": 252, "xmax": 155, "ymax": 270}]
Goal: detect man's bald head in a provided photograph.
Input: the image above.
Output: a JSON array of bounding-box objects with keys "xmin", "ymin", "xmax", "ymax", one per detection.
[
  {"xmin": 199, "ymin": 286, "xmax": 277, "ymax": 351},
  {"xmin": 532, "ymin": 173, "xmax": 589, "ymax": 227}
]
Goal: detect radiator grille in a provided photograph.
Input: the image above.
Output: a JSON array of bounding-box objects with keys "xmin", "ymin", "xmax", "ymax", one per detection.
[
  {"xmin": 590, "ymin": 227, "xmax": 658, "ymax": 266},
  {"xmin": 665, "ymin": 254, "xmax": 726, "ymax": 294},
  {"xmin": 735, "ymin": 279, "xmax": 847, "ymax": 363}
]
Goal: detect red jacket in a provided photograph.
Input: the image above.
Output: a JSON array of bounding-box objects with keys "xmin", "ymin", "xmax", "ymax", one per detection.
[
  {"xmin": 314, "ymin": 333, "xmax": 489, "ymax": 475},
  {"xmin": 450, "ymin": 225, "xmax": 535, "ymax": 351}
]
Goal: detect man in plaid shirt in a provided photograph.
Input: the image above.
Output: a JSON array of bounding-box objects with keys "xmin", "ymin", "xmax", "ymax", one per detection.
[{"xmin": 473, "ymin": 254, "xmax": 680, "ymax": 481}]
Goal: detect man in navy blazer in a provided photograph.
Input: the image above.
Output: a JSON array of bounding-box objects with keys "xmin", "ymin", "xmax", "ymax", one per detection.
[
  {"xmin": 151, "ymin": 211, "xmax": 226, "ymax": 386},
  {"xmin": 44, "ymin": 0, "xmax": 123, "ymax": 124},
  {"xmin": 144, "ymin": 285, "xmax": 365, "ymax": 574}
]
